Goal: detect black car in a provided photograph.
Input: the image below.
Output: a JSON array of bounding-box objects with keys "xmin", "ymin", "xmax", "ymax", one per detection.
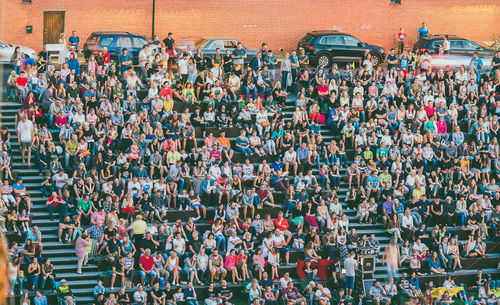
[
  {"xmin": 413, "ymin": 35, "xmax": 495, "ymax": 57},
  {"xmin": 298, "ymin": 30, "xmax": 385, "ymax": 67},
  {"xmin": 413, "ymin": 35, "xmax": 495, "ymax": 68},
  {"xmin": 83, "ymin": 31, "xmax": 149, "ymax": 66}
]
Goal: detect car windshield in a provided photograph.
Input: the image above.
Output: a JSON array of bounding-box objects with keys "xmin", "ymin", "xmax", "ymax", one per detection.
[{"xmin": 0, "ymin": 40, "xmax": 8, "ymax": 48}]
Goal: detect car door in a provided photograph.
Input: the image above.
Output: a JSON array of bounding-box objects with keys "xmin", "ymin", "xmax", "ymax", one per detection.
[
  {"xmin": 462, "ymin": 39, "xmax": 487, "ymax": 57},
  {"xmin": 131, "ymin": 36, "xmax": 148, "ymax": 64},
  {"xmin": 449, "ymin": 39, "xmax": 465, "ymax": 55},
  {"xmin": 430, "ymin": 40, "xmax": 444, "ymax": 54},
  {"xmin": 319, "ymin": 35, "xmax": 346, "ymax": 62},
  {"xmin": 342, "ymin": 35, "xmax": 365, "ymax": 61}
]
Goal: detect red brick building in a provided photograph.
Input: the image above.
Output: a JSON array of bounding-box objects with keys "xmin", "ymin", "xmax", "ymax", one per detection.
[{"xmin": 1, "ymin": 0, "xmax": 498, "ymax": 52}]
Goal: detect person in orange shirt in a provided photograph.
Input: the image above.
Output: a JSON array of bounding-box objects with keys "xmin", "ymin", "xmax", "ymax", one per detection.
[{"xmin": 217, "ymin": 131, "xmax": 234, "ymax": 162}]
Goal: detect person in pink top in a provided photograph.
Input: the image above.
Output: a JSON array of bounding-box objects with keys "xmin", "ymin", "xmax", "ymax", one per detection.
[
  {"xmin": 224, "ymin": 249, "xmax": 241, "ymax": 284},
  {"xmin": 91, "ymin": 209, "xmax": 106, "ymax": 225},
  {"xmin": 436, "ymin": 116, "xmax": 448, "ymax": 141},
  {"xmin": 75, "ymin": 232, "xmax": 90, "ymax": 274}
]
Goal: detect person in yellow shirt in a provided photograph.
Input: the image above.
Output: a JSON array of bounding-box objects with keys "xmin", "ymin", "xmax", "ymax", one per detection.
[
  {"xmin": 129, "ymin": 215, "xmax": 147, "ymax": 242},
  {"xmin": 412, "ymin": 183, "xmax": 424, "ymax": 201},
  {"xmin": 166, "ymin": 148, "xmax": 181, "ymax": 165},
  {"xmin": 163, "ymin": 96, "xmax": 174, "ymax": 116}
]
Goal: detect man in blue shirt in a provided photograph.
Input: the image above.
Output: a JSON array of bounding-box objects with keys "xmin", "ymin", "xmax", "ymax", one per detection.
[
  {"xmin": 68, "ymin": 30, "xmax": 80, "ymax": 50},
  {"xmin": 270, "ymin": 158, "xmax": 283, "ymax": 174},
  {"xmin": 367, "ymin": 171, "xmax": 381, "ymax": 200},
  {"xmin": 93, "ymin": 280, "xmax": 106, "ymax": 302},
  {"xmin": 119, "ymin": 48, "xmax": 132, "ymax": 76},
  {"xmin": 290, "ymin": 50, "xmax": 299, "ymax": 90},
  {"xmin": 470, "ymin": 52, "xmax": 483, "ymax": 81},
  {"xmin": 296, "ymin": 143, "xmax": 310, "ymax": 171},
  {"xmin": 417, "ymin": 22, "xmax": 429, "ymax": 39}
]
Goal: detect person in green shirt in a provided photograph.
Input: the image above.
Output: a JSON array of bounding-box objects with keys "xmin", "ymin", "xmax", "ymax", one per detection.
[
  {"xmin": 65, "ymin": 134, "xmax": 79, "ymax": 168},
  {"xmin": 363, "ymin": 146, "xmax": 373, "ymax": 161},
  {"xmin": 380, "ymin": 168, "xmax": 393, "ymax": 185},
  {"xmin": 77, "ymin": 193, "xmax": 92, "ymax": 223},
  {"xmin": 376, "ymin": 142, "xmax": 389, "ymax": 161}
]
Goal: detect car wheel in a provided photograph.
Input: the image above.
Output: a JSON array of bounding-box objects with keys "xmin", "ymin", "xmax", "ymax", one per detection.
[
  {"xmin": 371, "ymin": 52, "xmax": 382, "ymax": 66},
  {"xmin": 317, "ymin": 53, "xmax": 331, "ymax": 67}
]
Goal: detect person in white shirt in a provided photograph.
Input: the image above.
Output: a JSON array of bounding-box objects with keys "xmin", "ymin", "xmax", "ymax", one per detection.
[
  {"xmin": 284, "ymin": 147, "xmax": 298, "ymax": 176},
  {"xmin": 16, "ymin": 114, "xmax": 34, "ymax": 166},
  {"xmin": 177, "ymin": 52, "xmax": 190, "ymax": 84},
  {"xmin": 138, "ymin": 45, "xmax": 149, "ymax": 76},
  {"xmin": 315, "ymin": 283, "xmax": 332, "ymax": 305},
  {"xmin": 442, "ymin": 35, "xmax": 451, "ymax": 54}
]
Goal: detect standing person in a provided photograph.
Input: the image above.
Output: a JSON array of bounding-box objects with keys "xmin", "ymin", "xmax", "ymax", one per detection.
[
  {"xmin": 16, "ymin": 113, "xmax": 34, "ymax": 166},
  {"xmin": 290, "ymin": 50, "xmax": 299, "ymax": 93},
  {"xmin": 263, "ymin": 50, "xmax": 278, "ymax": 83},
  {"xmin": 120, "ymin": 48, "xmax": 132, "ymax": 76},
  {"xmin": 162, "ymin": 32, "xmax": 176, "ymax": 69},
  {"xmin": 58, "ymin": 33, "xmax": 68, "ymax": 65},
  {"xmin": 386, "ymin": 49, "xmax": 398, "ymax": 70},
  {"xmin": 281, "ymin": 52, "xmax": 292, "ymax": 92},
  {"xmin": 138, "ymin": 45, "xmax": 149, "ymax": 78},
  {"xmin": 382, "ymin": 239, "xmax": 400, "ymax": 279},
  {"xmin": 68, "ymin": 30, "xmax": 80, "ymax": 51},
  {"xmin": 470, "ymin": 52, "xmax": 483, "ymax": 81},
  {"xmin": 75, "ymin": 232, "xmax": 90, "ymax": 274},
  {"xmin": 344, "ymin": 251, "xmax": 358, "ymax": 297},
  {"xmin": 492, "ymin": 51, "xmax": 500, "ymax": 73},
  {"xmin": 232, "ymin": 42, "xmax": 247, "ymax": 77},
  {"xmin": 442, "ymin": 35, "xmax": 451, "ymax": 54},
  {"xmin": 177, "ymin": 52, "xmax": 190, "ymax": 85},
  {"xmin": 395, "ymin": 28, "xmax": 406, "ymax": 54},
  {"xmin": 10, "ymin": 46, "xmax": 23, "ymax": 75},
  {"xmin": 417, "ymin": 22, "xmax": 430, "ymax": 39}
]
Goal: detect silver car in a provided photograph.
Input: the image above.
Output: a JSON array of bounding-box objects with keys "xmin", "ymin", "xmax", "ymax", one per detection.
[{"xmin": 0, "ymin": 40, "xmax": 37, "ymax": 65}]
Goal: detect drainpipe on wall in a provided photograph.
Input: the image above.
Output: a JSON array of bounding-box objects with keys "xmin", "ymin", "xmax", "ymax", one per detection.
[{"xmin": 152, "ymin": 0, "xmax": 156, "ymax": 40}]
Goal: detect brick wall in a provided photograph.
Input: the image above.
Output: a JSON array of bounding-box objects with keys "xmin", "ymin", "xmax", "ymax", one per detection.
[{"xmin": 1, "ymin": 0, "xmax": 498, "ymax": 53}]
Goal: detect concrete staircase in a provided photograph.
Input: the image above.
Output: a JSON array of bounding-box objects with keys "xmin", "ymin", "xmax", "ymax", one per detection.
[{"xmin": 3, "ymin": 91, "xmax": 500, "ymax": 304}]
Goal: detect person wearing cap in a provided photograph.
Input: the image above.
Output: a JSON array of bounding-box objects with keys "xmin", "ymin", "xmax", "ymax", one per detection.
[{"xmin": 56, "ymin": 278, "xmax": 74, "ymax": 305}]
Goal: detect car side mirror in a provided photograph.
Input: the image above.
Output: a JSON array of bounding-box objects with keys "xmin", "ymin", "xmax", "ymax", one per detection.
[{"xmin": 357, "ymin": 42, "xmax": 364, "ymax": 47}]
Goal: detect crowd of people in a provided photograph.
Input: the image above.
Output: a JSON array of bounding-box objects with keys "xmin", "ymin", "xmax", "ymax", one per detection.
[{"xmin": 3, "ymin": 24, "xmax": 500, "ymax": 305}]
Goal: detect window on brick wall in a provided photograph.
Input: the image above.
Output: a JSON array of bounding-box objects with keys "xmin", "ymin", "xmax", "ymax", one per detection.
[{"xmin": 390, "ymin": 0, "xmax": 401, "ymax": 4}]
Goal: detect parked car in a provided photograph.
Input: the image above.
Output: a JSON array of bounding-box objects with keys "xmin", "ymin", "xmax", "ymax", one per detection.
[
  {"xmin": 0, "ymin": 40, "xmax": 37, "ymax": 65},
  {"xmin": 413, "ymin": 35, "xmax": 495, "ymax": 69},
  {"xmin": 297, "ymin": 30, "xmax": 385, "ymax": 67},
  {"xmin": 176, "ymin": 38, "xmax": 258, "ymax": 64},
  {"xmin": 83, "ymin": 31, "xmax": 149, "ymax": 66}
]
